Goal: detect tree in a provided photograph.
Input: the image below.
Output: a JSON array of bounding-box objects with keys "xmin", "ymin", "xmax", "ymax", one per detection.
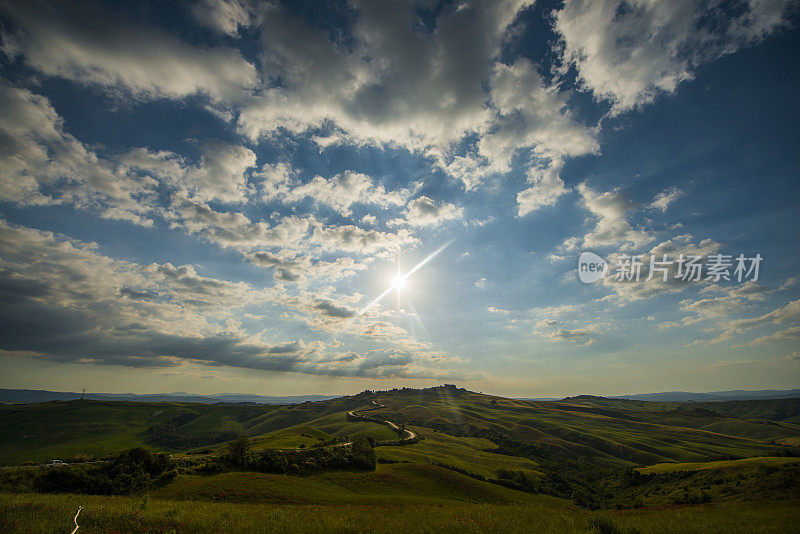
[{"xmin": 226, "ymin": 435, "xmax": 252, "ymax": 468}]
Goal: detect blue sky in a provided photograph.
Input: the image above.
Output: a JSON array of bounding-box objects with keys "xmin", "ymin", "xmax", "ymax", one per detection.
[{"xmin": 0, "ymin": 0, "xmax": 798, "ymax": 397}]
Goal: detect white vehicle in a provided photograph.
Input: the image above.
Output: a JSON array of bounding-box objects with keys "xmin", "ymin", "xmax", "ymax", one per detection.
[{"xmin": 46, "ymin": 459, "xmax": 67, "ymax": 466}]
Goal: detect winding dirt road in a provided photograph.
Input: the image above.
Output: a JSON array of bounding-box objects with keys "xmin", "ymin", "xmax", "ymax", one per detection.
[{"xmin": 347, "ymin": 400, "xmax": 416, "ymax": 442}]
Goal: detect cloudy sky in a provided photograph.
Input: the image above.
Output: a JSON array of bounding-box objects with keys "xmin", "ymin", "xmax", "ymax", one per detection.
[{"xmin": 0, "ymin": 0, "xmax": 798, "ymax": 397}]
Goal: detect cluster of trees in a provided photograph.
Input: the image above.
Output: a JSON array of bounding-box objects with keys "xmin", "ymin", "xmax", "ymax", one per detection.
[
  {"xmin": 375, "ymin": 435, "xmax": 421, "ymax": 447},
  {"xmin": 483, "ymin": 432, "xmax": 620, "ymax": 508},
  {"xmin": 33, "ymin": 448, "xmax": 177, "ymax": 495},
  {"xmin": 225, "ymin": 435, "xmax": 376, "ymax": 473}
]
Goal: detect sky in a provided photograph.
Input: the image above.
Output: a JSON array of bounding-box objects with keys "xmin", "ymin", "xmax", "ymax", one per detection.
[{"xmin": 0, "ymin": 0, "xmax": 798, "ymax": 398}]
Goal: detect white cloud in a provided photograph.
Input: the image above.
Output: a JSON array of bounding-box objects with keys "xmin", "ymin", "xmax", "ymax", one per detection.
[
  {"xmin": 263, "ymin": 170, "xmax": 407, "ymax": 217},
  {"xmin": 234, "ymin": 1, "xmax": 600, "ymax": 191},
  {"xmin": 572, "ymin": 183, "xmax": 653, "ymax": 250},
  {"xmin": 482, "ymin": 59, "xmax": 598, "ymax": 165},
  {"xmin": 0, "ymin": 83, "xmax": 157, "ymax": 225},
  {"xmin": 546, "ymin": 326, "xmax": 598, "ymax": 346},
  {"xmin": 310, "ymin": 223, "xmax": 416, "ymax": 255},
  {"xmin": 238, "ymin": 0, "xmax": 530, "ymax": 150},
  {"xmin": 246, "ymin": 251, "xmax": 370, "ymax": 283},
  {"xmin": 726, "ymin": 298, "xmax": 800, "ymax": 331},
  {"xmin": 0, "ymin": 0, "xmax": 258, "ymax": 105},
  {"xmin": 554, "ymin": 0, "xmax": 794, "ymax": 112},
  {"xmin": 169, "ymin": 195, "xmax": 311, "ymax": 249},
  {"xmin": 689, "ymin": 298, "xmax": 800, "ymax": 346},
  {"xmin": 123, "ymin": 141, "xmax": 257, "ymax": 203},
  {"xmin": 750, "ymin": 326, "xmax": 800, "ymax": 345},
  {"xmin": 0, "ymin": 218, "xmax": 460, "ymax": 379},
  {"xmin": 599, "ymin": 234, "xmax": 722, "ymax": 303},
  {"xmin": 516, "ymin": 158, "xmax": 570, "ymax": 216},
  {"xmin": 1, "ymin": 0, "xmax": 602, "ymax": 198},
  {"xmin": 191, "ymin": 0, "xmax": 257, "ymax": 36},
  {"xmin": 403, "ymin": 196, "xmax": 463, "ymax": 226},
  {"xmin": 650, "ymin": 186, "xmax": 684, "ymax": 211}
]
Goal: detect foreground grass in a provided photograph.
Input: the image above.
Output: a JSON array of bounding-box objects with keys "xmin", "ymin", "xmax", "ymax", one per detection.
[{"xmin": 1, "ymin": 493, "xmax": 798, "ymax": 533}]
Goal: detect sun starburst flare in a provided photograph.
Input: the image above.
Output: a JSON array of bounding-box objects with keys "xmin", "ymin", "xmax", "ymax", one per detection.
[{"xmin": 358, "ymin": 239, "xmax": 454, "ymax": 316}]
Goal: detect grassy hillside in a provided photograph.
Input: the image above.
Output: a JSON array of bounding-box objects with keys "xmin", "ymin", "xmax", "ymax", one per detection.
[
  {"xmin": 375, "ymin": 426, "xmax": 541, "ymax": 479},
  {"xmin": 248, "ymin": 414, "xmax": 399, "ymax": 451},
  {"xmin": 360, "ymin": 387, "xmax": 790, "ymax": 465},
  {"xmin": 1, "ymin": 385, "xmax": 798, "ymax": 533},
  {"xmin": 637, "ymin": 456, "xmax": 800, "ymax": 474},
  {"xmin": 0, "ymin": 397, "xmax": 397, "ymax": 464},
  {"xmin": 0, "ymin": 400, "xmax": 280, "ymax": 464},
  {"xmin": 3, "ymin": 388, "xmax": 795, "ymax": 466},
  {"xmin": 616, "ymin": 455, "xmax": 800, "ymax": 507},
  {"xmin": 150, "ymin": 463, "xmax": 555, "ymax": 505}
]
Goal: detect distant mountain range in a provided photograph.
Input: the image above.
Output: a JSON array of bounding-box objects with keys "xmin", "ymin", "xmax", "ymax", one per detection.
[
  {"xmin": 0, "ymin": 388, "xmax": 337, "ymax": 405},
  {"xmin": 515, "ymin": 389, "xmax": 800, "ymax": 403},
  {"xmin": 609, "ymin": 389, "xmax": 800, "ymax": 402},
  {"xmin": 2, "ymin": 387, "xmax": 799, "ymax": 405}
]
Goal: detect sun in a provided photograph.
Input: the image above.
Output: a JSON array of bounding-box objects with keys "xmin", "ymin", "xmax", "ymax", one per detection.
[
  {"xmin": 358, "ymin": 239, "xmax": 452, "ymax": 316},
  {"xmin": 391, "ymin": 273, "xmax": 407, "ymax": 291}
]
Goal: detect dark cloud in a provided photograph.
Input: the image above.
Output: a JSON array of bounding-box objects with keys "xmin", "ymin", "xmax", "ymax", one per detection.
[{"xmin": 314, "ymin": 299, "xmax": 356, "ymax": 318}]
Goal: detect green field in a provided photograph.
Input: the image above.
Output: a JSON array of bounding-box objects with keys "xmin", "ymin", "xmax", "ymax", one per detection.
[{"xmin": 1, "ymin": 385, "xmax": 799, "ymax": 532}]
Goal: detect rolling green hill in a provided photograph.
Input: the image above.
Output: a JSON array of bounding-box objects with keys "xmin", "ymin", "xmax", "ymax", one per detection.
[
  {"xmin": 150, "ymin": 463, "xmax": 559, "ymax": 505},
  {"xmin": 357, "ymin": 387, "xmax": 792, "ymax": 465},
  {"xmin": 1, "ymin": 385, "xmax": 799, "ymax": 533},
  {"xmin": 2, "ymin": 386, "xmax": 797, "ymax": 466},
  {"xmin": 636, "ymin": 456, "xmax": 800, "ymax": 474},
  {"xmin": 0, "ymin": 400, "xmax": 280, "ymax": 464}
]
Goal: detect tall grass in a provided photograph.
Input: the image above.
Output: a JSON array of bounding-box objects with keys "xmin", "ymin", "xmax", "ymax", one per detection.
[{"xmin": 1, "ymin": 493, "xmax": 797, "ymax": 533}]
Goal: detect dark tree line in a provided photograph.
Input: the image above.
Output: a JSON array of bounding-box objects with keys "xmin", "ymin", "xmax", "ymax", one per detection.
[
  {"xmin": 33, "ymin": 448, "xmax": 177, "ymax": 495},
  {"xmin": 225, "ymin": 435, "xmax": 376, "ymax": 473}
]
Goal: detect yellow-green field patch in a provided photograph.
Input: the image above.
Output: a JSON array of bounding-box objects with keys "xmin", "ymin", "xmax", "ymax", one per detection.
[
  {"xmin": 375, "ymin": 426, "xmax": 541, "ymax": 479},
  {"xmin": 637, "ymin": 456, "xmax": 800, "ymax": 474}
]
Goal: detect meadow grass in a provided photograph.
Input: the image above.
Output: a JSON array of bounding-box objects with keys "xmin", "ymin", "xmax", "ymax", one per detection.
[{"xmin": 1, "ymin": 492, "xmax": 797, "ymax": 533}]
